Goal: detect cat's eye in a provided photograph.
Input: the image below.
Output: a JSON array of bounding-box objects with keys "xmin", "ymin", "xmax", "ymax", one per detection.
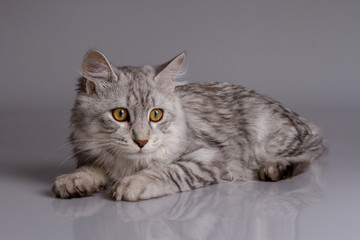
[
  {"xmin": 112, "ymin": 108, "xmax": 129, "ymax": 122},
  {"xmin": 149, "ymin": 109, "xmax": 163, "ymax": 122}
]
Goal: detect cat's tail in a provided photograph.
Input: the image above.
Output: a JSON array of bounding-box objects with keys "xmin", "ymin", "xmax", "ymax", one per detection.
[{"xmin": 303, "ymin": 123, "xmax": 327, "ymax": 162}]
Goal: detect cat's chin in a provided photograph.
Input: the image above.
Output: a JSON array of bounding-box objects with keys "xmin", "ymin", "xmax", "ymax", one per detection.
[{"xmin": 125, "ymin": 148, "xmax": 155, "ymax": 157}]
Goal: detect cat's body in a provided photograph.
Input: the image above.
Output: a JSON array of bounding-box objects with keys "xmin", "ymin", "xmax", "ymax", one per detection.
[{"xmin": 52, "ymin": 50, "xmax": 325, "ymax": 201}]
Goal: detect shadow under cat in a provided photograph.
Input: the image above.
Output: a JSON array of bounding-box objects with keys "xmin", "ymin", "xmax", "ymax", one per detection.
[{"xmin": 51, "ymin": 159, "xmax": 326, "ymax": 240}]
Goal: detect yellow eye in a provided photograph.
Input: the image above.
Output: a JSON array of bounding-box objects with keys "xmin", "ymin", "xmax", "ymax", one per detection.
[
  {"xmin": 149, "ymin": 109, "xmax": 163, "ymax": 122},
  {"xmin": 112, "ymin": 108, "xmax": 129, "ymax": 121}
]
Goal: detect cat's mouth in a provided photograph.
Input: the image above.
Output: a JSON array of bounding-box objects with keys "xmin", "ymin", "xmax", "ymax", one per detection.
[{"xmin": 117, "ymin": 141, "xmax": 159, "ymax": 155}]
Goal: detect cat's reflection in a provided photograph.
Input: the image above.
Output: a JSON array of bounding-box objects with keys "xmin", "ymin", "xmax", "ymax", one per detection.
[{"xmin": 52, "ymin": 160, "xmax": 325, "ymax": 240}]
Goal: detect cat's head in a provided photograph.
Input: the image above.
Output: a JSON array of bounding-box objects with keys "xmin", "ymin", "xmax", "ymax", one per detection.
[{"xmin": 70, "ymin": 50, "xmax": 187, "ymax": 167}]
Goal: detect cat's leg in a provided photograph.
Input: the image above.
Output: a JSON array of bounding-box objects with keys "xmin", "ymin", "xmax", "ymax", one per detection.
[
  {"xmin": 52, "ymin": 166, "xmax": 107, "ymax": 198},
  {"xmin": 257, "ymin": 118, "xmax": 326, "ymax": 181},
  {"xmin": 257, "ymin": 129, "xmax": 325, "ymax": 182},
  {"xmin": 257, "ymin": 159, "xmax": 310, "ymax": 181},
  {"xmin": 111, "ymin": 148, "xmax": 226, "ymax": 201},
  {"xmin": 257, "ymin": 142, "xmax": 327, "ymax": 181}
]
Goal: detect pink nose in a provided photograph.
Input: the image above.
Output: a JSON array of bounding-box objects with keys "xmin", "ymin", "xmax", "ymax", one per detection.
[{"xmin": 133, "ymin": 139, "xmax": 148, "ymax": 148}]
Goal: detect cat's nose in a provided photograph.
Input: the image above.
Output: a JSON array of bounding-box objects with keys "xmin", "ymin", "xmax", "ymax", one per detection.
[{"xmin": 133, "ymin": 139, "xmax": 148, "ymax": 148}]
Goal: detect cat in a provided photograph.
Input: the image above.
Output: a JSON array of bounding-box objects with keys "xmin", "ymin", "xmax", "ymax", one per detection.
[{"xmin": 52, "ymin": 49, "xmax": 325, "ymax": 201}]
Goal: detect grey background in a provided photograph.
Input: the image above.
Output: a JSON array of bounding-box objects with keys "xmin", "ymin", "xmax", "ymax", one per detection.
[
  {"xmin": 1, "ymin": 1, "xmax": 359, "ymax": 240},
  {"xmin": 1, "ymin": 0, "xmax": 359, "ymax": 112}
]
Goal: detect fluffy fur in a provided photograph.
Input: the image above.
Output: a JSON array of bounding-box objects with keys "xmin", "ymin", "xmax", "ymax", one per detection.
[{"xmin": 52, "ymin": 50, "xmax": 325, "ymax": 201}]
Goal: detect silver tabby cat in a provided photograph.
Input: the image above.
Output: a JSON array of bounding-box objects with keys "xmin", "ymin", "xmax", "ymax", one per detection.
[{"xmin": 52, "ymin": 50, "xmax": 325, "ymax": 201}]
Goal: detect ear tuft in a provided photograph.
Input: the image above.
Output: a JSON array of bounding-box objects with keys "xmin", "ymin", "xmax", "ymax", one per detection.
[
  {"xmin": 82, "ymin": 49, "xmax": 118, "ymax": 83},
  {"xmin": 155, "ymin": 52, "xmax": 186, "ymax": 92}
]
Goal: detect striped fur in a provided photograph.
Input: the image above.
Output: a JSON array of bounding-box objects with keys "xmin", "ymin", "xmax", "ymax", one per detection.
[{"xmin": 52, "ymin": 50, "xmax": 325, "ymax": 201}]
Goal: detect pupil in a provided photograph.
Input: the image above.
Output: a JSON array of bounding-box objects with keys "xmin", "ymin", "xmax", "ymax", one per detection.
[
  {"xmin": 119, "ymin": 110, "xmax": 124, "ymax": 117},
  {"xmin": 154, "ymin": 111, "xmax": 158, "ymax": 118}
]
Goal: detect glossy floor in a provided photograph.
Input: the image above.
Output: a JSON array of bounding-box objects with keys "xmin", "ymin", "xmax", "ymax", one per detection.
[{"xmin": 0, "ymin": 108, "xmax": 359, "ymax": 240}]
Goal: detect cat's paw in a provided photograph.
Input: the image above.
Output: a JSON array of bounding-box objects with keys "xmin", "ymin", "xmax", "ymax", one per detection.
[
  {"xmin": 111, "ymin": 174, "xmax": 168, "ymax": 202},
  {"xmin": 258, "ymin": 162, "xmax": 293, "ymax": 182},
  {"xmin": 111, "ymin": 175, "xmax": 150, "ymax": 202},
  {"xmin": 52, "ymin": 172, "xmax": 102, "ymax": 198}
]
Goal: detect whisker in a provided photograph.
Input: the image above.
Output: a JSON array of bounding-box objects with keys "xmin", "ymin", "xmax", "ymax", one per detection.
[
  {"xmin": 56, "ymin": 142, "xmax": 115, "ymax": 169},
  {"xmin": 93, "ymin": 145, "xmax": 118, "ymax": 166},
  {"xmin": 47, "ymin": 138, "xmax": 111, "ymax": 161},
  {"xmin": 95, "ymin": 144, "xmax": 124, "ymax": 171},
  {"xmin": 105, "ymin": 145, "xmax": 124, "ymax": 170}
]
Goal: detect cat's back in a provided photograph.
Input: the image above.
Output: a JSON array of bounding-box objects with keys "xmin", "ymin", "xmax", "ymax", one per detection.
[
  {"xmin": 176, "ymin": 82, "xmax": 255, "ymax": 106},
  {"xmin": 175, "ymin": 81, "xmax": 273, "ymax": 116},
  {"xmin": 175, "ymin": 82, "xmax": 322, "ymax": 156},
  {"xmin": 174, "ymin": 82, "xmax": 279, "ymax": 143},
  {"xmin": 174, "ymin": 82, "xmax": 306, "ymax": 145}
]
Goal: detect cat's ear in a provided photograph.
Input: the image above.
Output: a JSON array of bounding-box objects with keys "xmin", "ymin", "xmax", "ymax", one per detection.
[
  {"xmin": 155, "ymin": 52, "xmax": 185, "ymax": 92},
  {"xmin": 82, "ymin": 49, "xmax": 118, "ymax": 94}
]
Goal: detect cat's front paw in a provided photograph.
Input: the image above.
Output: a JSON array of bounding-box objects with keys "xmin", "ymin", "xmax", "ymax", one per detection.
[
  {"xmin": 111, "ymin": 173, "xmax": 171, "ymax": 202},
  {"xmin": 52, "ymin": 172, "xmax": 102, "ymax": 198},
  {"xmin": 111, "ymin": 175, "xmax": 150, "ymax": 202}
]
